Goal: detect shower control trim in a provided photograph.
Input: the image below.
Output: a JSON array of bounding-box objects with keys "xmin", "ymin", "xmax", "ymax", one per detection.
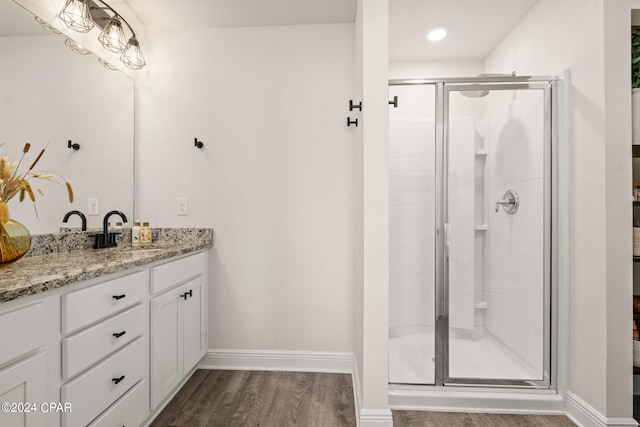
[{"xmin": 495, "ymin": 190, "xmax": 519, "ymax": 214}]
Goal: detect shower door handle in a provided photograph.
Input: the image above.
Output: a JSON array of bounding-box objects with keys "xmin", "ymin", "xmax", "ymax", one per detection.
[{"xmin": 444, "ymin": 223, "xmax": 451, "ymax": 247}]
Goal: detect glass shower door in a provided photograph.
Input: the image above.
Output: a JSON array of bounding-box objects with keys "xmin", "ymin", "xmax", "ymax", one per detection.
[
  {"xmin": 442, "ymin": 83, "xmax": 552, "ymax": 386},
  {"xmin": 388, "ymin": 84, "xmax": 437, "ymax": 385}
]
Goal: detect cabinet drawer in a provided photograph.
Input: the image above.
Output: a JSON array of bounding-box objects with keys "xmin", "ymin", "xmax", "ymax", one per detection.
[
  {"xmin": 88, "ymin": 379, "xmax": 149, "ymax": 427},
  {"xmin": 152, "ymin": 252, "xmax": 205, "ymax": 294},
  {"xmin": 62, "ymin": 303, "xmax": 147, "ymax": 380},
  {"xmin": 62, "ymin": 270, "xmax": 147, "ymax": 334},
  {"xmin": 62, "ymin": 336, "xmax": 147, "ymax": 427},
  {"xmin": 0, "ymin": 302, "xmax": 46, "ymax": 366}
]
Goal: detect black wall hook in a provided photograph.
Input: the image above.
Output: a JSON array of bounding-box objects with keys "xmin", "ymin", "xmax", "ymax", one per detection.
[
  {"xmin": 389, "ymin": 96, "xmax": 398, "ymax": 108},
  {"xmin": 347, "ymin": 117, "xmax": 358, "ymax": 127},
  {"xmin": 194, "ymin": 138, "xmax": 204, "ymax": 149},
  {"xmin": 349, "ymin": 100, "xmax": 362, "ymax": 111},
  {"xmin": 67, "ymin": 140, "xmax": 80, "ymax": 151}
]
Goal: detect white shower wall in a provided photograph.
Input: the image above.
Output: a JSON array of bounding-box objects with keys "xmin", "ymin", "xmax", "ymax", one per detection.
[
  {"xmin": 485, "ymin": 91, "xmax": 545, "ymax": 374},
  {"xmin": 448, "ymin": 117, "xmax": 478, "ymax": 334},
  {"xmin": 389, "ymin": 119, "xmax": 435, "ymax": 330}
]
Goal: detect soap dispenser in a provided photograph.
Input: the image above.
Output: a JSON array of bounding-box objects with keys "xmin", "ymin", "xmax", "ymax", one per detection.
[
  {"xmin": 140, "ymin": 221, "xmax": 152, "ymax": 244},
  {"xmin": 132, "ymin": 219, "xmax": 142, "ymax": 245}
]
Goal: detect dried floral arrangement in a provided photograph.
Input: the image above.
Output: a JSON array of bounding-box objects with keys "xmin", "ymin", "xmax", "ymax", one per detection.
[{"xmin": 0, "ymin": 142, "xmax": 73, "ymax": 262}]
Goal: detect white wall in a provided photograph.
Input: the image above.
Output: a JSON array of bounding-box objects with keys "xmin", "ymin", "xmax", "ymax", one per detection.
[
  {"xmin": 390, "ymin": 60, "xmax": 483, "ymax": 80},
  {"xmin": 485, "ymin": 0, "xmax": 634, "ymax": 419},
  {"xmin": 355, "ymin": 0, "xmax": 392, "ymax": 423},
  {"xmin": 136, "ymin": 23, "xmax": 357, "ymax": 353}
]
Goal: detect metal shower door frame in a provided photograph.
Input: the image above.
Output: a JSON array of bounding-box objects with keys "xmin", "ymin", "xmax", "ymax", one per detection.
[{"xmin": 390, "ymin": 76, "xmax": 558, "ymax": 390}]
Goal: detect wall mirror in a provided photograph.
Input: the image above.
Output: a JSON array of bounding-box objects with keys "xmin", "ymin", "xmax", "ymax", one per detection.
[{"xmin": 0, "ymin": 0, "xmax": 134, "ymax": 234}]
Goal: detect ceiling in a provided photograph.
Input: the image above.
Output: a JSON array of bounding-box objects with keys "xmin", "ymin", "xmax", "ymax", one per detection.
[
  {"xmin": 2, "ymin": 0, "xmax": 540, "ymax": 62},
  {"xmin": 116, "ymin": 0, "xmax": 358, "ymax": 31},
  {"xmin": 389, "ymin": 0, "xmax": 539, "ymax": 61}
]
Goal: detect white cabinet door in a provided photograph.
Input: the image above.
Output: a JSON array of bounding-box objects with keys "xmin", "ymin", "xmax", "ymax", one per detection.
[
  {"xmin": 150, "ymin": 285, "xmax": 183, "ymax": 408},
  {"xmin": 151, "ymin": 275, "xmax": 206, "ymax": 409},
  {"xmin": 0, "ymin": 352, "xmax": 48, "ymax": 427},
  {"xmin": 182, "ymin": 277, "xmax": 205, "ymax": 373}
]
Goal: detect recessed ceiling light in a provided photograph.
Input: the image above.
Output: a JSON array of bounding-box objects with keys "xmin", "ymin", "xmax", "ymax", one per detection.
[{"xmin": 425, "ymin": 25, "xmax": 450, "ymax": 42}]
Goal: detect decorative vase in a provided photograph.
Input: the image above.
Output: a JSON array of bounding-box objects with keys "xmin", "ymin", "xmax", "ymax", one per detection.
[{"xmin": 0, "ymin": 203, "xmax": 31, "ymax": 264}]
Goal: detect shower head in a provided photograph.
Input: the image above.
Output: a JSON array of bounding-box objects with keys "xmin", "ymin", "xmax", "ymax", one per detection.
[
  {"xmin": 459, "ymin": 71, "xmax": 516, "ymax": 98},
  {"xmin": 460, "ymin": 89, "xmax": 489, "ymax": 98}
]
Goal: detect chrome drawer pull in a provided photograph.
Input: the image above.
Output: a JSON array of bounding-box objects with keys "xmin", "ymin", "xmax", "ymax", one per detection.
[
  {"xmin": 112, "ymin": 331, "xmax": 126, "ymax": 338},
  {"xmin": 112, "ymin": 294, "xmax": 126, "ymax": 300},
  {"xmin": 112, "ymin": 375, "xmax": 125, "ymax": 385}
]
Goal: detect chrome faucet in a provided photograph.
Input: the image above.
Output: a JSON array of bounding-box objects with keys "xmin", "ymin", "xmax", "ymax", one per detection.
[
  {"xmin": 94, "ymin": 210, "xmax": 128, "ymax": 249},
  {"xmin": 62, "ymin": 210, "xmax": 87, "ymax": 231}
]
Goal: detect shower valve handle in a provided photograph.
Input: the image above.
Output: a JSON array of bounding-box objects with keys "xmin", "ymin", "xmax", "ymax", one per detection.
[
  {"xmin": 495, "ymin": 190, "xmax": 519, "ymax": 214},
  {"xmin": 495, "ymin": 199, "xmax": 510, "ymax": 212}
]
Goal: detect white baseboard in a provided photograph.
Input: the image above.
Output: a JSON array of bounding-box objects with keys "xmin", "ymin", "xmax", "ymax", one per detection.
[
  {"xmin": 352, "ymin": 356, "xmax": 363, "ymax": 427},
  {"xmin": 359, "ymin": 409, "xmax": 393, "ymax": 427},
  {"xmin": 199, "ymin": 348, "xmax": 355, "ymax": 373},
  {"xmin": 565, "ymin": 392, "xmax": 639, "ymax": 427}
]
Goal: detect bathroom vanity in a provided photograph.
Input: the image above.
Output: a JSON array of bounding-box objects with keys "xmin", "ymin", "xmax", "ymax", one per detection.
[{"xmin": 0, "ymin": 229, "xmax": 212, "ymax": 427}]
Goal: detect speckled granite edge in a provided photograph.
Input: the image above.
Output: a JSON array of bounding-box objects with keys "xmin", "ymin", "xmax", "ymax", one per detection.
[
  {"xmin": 26, "ymin": 227, "xmax": 213, "ymax": 257},
  {"xmin": 1, "ymin": 228, "xmax": 214, "ymax": 303}
]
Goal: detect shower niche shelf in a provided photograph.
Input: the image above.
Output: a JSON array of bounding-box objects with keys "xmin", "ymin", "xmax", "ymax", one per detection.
[
  {"xmin": 475, "ymin": 150, "xmax": 488, "ymax": 156},
  {"xmin": 475, "ymin": 224, "xmax": 488, "ymax": 231}
]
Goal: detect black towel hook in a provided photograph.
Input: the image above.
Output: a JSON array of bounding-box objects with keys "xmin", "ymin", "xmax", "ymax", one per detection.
[
  {"xmin": 194, "ymin": 138, "xmax": 204, "ymax": 149},
  {"xmin": 67, "ymin": 140, "xmax": 80, "ymax": 151}
]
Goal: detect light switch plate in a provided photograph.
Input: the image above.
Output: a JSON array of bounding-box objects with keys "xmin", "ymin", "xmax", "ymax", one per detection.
[
  {"xmin": 177, "ymin": 198, "xmax": 188, "ymax": 216},
  {"xmin": 88, "ymin": 198, "xmax": 98, "ymax": 216}
]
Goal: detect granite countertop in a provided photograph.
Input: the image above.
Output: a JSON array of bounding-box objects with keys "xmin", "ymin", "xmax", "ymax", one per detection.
[{"xmin": 0, "ymin": 228, "xmax": 213, "ymax": 303}]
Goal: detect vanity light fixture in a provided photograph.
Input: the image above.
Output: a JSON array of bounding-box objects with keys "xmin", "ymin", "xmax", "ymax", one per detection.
[
  {"xmin": 58, "ymin": 0, "xmax": 94, "ymax": 33},
  {"xmin": 120, "ymin": 37, "xmax": 145, "ymax": 70},
  {"xmin": 98, "ymin": 17, "xmax": 127, "ymax": 53},
  {"xmin": 425, "ymin": 25, "xmax": 450, "ymax": 42},
  {"xmin": 58, "ymin": 0, "xmax": 146, "ymax": 70}
]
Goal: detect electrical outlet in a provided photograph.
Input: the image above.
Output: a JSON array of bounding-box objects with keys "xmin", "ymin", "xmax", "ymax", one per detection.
[
  {"xmin": 177, "ymin": 198, "xmax": 188, "ymax": 216},
  {"xmin": 88, "ymin": 198, "xmax": 99, "ymax": 216}
]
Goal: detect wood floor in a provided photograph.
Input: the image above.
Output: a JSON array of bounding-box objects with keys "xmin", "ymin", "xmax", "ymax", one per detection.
[
  {"xmin": 151, "ymin": 369, "xmax": 576, "ymax": 427},
  {"xmin": 150, "ymin": 369, "xmax": 357, "ymax": 427}
]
